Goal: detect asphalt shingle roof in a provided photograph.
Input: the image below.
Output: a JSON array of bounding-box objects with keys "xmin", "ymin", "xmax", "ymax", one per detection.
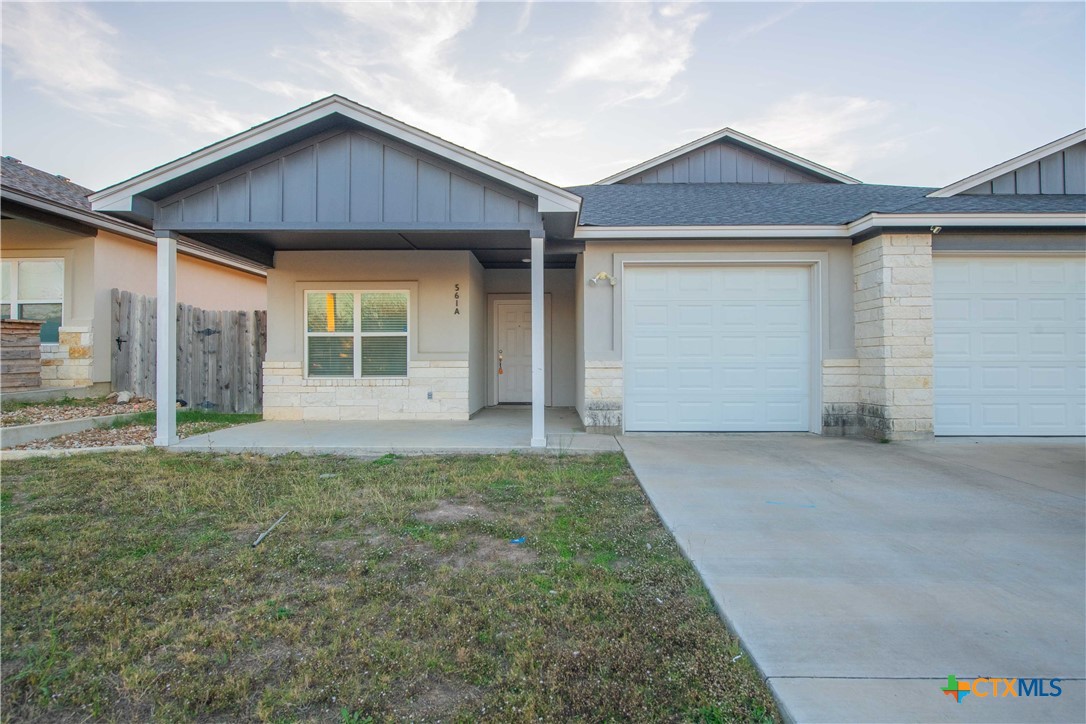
[
  {"xmin": 567, "ymin": 182, "xmax": 1085, "ymax": 226},
  {"xmin": 1, "ymin": 156, "xmax": 93, "ymax": 211}
]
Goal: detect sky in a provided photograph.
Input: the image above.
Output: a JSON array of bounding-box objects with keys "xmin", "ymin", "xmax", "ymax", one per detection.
[{"xmin": 1, "ymin": 1, "xmax": 1084, "ymax": 192}]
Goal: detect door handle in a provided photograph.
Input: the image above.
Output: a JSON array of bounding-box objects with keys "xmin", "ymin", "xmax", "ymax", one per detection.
[{"xmin": 497, "ymin": 349, "xmax": 503, "ymax": 375}]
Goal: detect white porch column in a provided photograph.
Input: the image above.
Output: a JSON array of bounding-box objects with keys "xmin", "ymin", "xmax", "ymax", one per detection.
[
  {"xmin": 154, "ymin": 231, "xmax": 178, "ymax": 446},
  {"xmin": 530, "ymin": 235, "xmax": 546, "ymax": 447}
]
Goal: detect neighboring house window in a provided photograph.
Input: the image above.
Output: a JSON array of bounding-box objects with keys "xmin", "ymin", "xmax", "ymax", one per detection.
[
  {"xmin": 0, "ymin": 259, "xmax": 63, "ymax": 343},
  {"xmin": 305, "ymin": 291, "xmax": 408, "ymax": 377}
]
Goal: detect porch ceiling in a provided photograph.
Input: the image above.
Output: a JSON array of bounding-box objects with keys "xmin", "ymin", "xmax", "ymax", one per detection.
[{"xmin": 182, "ymin": 229, "xmax": 581, "ymax": 269}]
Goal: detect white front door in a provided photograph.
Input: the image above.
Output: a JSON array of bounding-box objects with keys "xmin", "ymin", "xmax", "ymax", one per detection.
[
  {"xmin": 934, "ymin": 256, "xmax": 1086, "ymax": 435},
  {"xmin": 496, "ymin": 300, "xmax": 532, "ymax": 403},
  {"xmin": 624, "ymin": 265, "xmax": 811, "ymax": 432}
]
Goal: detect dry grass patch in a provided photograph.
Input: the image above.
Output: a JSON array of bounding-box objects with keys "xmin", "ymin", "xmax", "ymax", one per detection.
[{"xmin": 1, "ymin": 450, "xmax": 776, "ymax": 722}]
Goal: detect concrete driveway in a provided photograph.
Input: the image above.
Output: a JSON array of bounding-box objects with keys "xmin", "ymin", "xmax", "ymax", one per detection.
[{"xmin": 620, "ymin": 434, "xmax": 1085, "ymax": 723}]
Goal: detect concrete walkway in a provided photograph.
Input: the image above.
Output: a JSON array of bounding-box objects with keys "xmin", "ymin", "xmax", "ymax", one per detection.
[
  {"xmin": 620, "ymin": 434, "xmax": 1086, "ymax": 723},
  {"xmin": 173, "ymin": 406, "xmax": 621, "ymax": 456}
]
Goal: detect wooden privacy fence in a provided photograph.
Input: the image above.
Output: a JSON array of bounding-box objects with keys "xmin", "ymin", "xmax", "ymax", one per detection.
[{"xmin": 111, "ymin": 289, "xmax": 267, "ymax": 413}]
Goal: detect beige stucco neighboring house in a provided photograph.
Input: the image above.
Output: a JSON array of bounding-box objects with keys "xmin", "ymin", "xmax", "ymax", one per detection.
[
  {"xmin": 1, "ymin": 156, "xmax": 268, "ymax": 391},
  {"xmin": 88, "ymin": 96, "xmax": 1085, "ymax": 445}
]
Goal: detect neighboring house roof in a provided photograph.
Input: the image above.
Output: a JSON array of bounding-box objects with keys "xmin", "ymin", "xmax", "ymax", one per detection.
[
  {"xmin": 928, "ymin": 129, "xmax": 1086, "ymax": 197},
  {"xmin": 91, "ymin": 95, "xmax": 582, "ymax": 222},
  {"xmin": 596, "ymin": 127, "xmax": 861, "ymax": 185},
  {"xmin": 1, "ymin": 156, "xmax": 93, "ymax": 210},
  {"xmin": 1, "ymin": 157, "xmax": 268, "ymax": 274}
]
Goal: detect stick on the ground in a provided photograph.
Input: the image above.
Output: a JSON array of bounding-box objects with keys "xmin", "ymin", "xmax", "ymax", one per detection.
[{"xmin": 252, "ymin": 513, "xmax": 288, "ymax": 547}]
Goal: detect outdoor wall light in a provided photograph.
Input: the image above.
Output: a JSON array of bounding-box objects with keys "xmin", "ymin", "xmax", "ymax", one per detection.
[{"xmin": 588, "ymin": 272, "xmax": 617, "ymax": 286}]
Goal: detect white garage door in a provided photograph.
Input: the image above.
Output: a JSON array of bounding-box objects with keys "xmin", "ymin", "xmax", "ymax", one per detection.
[
  {"xmin": 624, "ymin": 266, "xmax": 810, "ymax": 432},
  {"xmin": 934, "ymin": 256, "xmax": 1086, "ymax": 436}
]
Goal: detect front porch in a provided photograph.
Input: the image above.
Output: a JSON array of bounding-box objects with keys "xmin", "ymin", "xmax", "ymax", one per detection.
[
  {"xmin": 88, "ymin": 97, "xmax": 586, "ymax": 449},
  {"xmin": 171, "ymin": 406, "xmax": 619, "ymax": 456}
]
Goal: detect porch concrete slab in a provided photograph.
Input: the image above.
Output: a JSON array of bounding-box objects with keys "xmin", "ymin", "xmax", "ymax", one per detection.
[
  {"xmin": 172, "ymin": 406, "xmax": 621, "ymax": 456},
  {"xmin": 619, "ymin": 433, "xmax": 1085, "ymax": 723}
]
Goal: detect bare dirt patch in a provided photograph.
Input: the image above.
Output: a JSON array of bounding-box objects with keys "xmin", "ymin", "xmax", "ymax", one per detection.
[
  {"xmin": 408, "ymin": 675, "xmax": 482, "ymax": 720},
  {"xmin": 316, "ymin": 538, "xmax": 360, "ymax": 562},
  {"xmin": 416, "ymin": 500, "xmax": 495, "ymax": 524},
  {"xmin": 442, "ymin": 535, "xmax": 538, "ymax": 569}
]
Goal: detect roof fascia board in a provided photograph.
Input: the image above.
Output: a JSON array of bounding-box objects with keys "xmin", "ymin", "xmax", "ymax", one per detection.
[
  {"xmin": 596, "ymin": 127, "xmax": 860, "ymax": 185},
  {"xmin": 574, "ymin": 213, "xmax": 1086, "ymax": 240},
  {"xmin": 3, "ymin": 188, "xmax": 268, "ymax": 274},
  {"xmin": 91, "ymin": 96, "xmax": 580, "ymax": 215},
  {"xmin": 928, "ymin": 129, "xmax": 1086, "ymax": 198},
  {"xmin": 848, "ymin": 212, "xmax": 1086, "ymax": 235},
  {"xmin": 576, "ymin": 225, "xmax": 849, "ymax": 240}
]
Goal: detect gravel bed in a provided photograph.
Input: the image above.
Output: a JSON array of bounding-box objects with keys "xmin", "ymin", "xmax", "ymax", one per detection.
[
  {"xmin": 1, "ymin": 399, "xmax": 154, "ymax": 427},
  {"xmin": 11, "ymin": 422, "xmax": 227, "ymax": 451}
]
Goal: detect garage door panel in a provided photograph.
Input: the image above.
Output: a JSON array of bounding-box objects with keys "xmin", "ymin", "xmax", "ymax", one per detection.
[
  {"xmin": 934, "ymin": 257, "xmax": 1085, "ymax": 436},
  {"xmin": 625, "ymin": 266, "xmax": 810, "ymax": 432},
  {"xmin": 676, "ymin": 304, "xmax": 713, "ymax": 328}
]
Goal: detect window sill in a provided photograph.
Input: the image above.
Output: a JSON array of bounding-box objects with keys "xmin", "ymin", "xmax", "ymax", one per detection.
[{"xmin": 301, "ymin": 376, "xmax": 409, "ymax": 387}]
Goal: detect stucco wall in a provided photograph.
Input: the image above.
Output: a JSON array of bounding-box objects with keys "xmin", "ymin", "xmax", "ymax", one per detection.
[
  {"xmin": 468, "ymin": 256, "xmax": 486, "ymax": 414},
  {"xmin": 0, "ymin": 218, "xmax": 96, "ymax": 386},
  {"xmin": 93, "ymin": 230, "xmax": 267, "ymax": 383},
  {"xmin": 482, "ymin": 268, "xmax": 576, "ymax": 408},
  {"xmin": 0, "ymin": 218, "xmax": 267, "ymax": 385},
  {"xmin": 264, "ymin": 250, "xmax": 479, "ymax": 420},
  {"xmin": 574, "ymin": 253, "xmax": 585, "ymax": 420}
]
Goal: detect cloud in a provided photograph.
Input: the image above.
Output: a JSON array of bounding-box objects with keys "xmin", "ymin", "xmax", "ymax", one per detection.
[
  {"xmin": 732, "ymin": 93, "xmax": 906, "ymax": 173},
  {"xmin": 1, "ymin": 3, "xmax": 255, "ymax": 136},
  {"xmin": 726, "ymin": 4, "xmax": 802, "ymax": 42},
  {"xmin": 271, "ymin": 2, "xmax": 519, "ymax": 150},
  {"xmin": 261, "ymin": 0, "xmax": 583, "ymax": 168},
  {"xmin": 514, "ymin": 1, "xmax": 533, "ymax": 34},
  {"xmin": 559, "ymin": 3, "xmax": 708, "ymax": 104}
]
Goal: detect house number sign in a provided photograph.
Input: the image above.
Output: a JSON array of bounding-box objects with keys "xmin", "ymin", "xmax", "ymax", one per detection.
[{"xmin": 454, "ymin": 284, "xmax": 461, "ymax": 315}]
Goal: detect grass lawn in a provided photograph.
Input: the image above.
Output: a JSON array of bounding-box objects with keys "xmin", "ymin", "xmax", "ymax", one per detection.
[{"xmin": 1, "ymin": 451, "xmax": 777, "ymax": 722}]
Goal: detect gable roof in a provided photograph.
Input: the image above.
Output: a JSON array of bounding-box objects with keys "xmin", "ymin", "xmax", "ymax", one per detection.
[
  {"xmin": 570, "ymin": 183, "xmax": 928, "ymax": 226},
  {"xmin": 1, "ymin": 156, "xmax": 93, "ymax": 210},
  {"xmin": 568, "ymin": 181, "xmax": 1085, "ymax": 238},
  {"xmin": 928, "ymin": 129, "xmax": 1086, "ymax": 197},
  {"xmin": 91, "ymin": 95, "xmax": 582, "ymax": 221},
  {"xmin": 1, "ymin": 156, "xmax": 268, "ymax": 274},
  {"xmin": 596, "ymin": 127, "xmax": 861, "ymax": 185}
]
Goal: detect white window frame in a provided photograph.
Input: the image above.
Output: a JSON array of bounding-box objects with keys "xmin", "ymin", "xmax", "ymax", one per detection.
[
  {"xmin": 303, "ymin": 289, "xmax": 410, "ymax": 378},
  {"xmin": 1, "ymin": 258, "xmax": 65, "ymax": 342}
]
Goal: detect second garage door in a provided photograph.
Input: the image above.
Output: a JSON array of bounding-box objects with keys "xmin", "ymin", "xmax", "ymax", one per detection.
[
  {"xmin": 934, "ymin": 256, "xmax": 1086, "ymax": 435},
  {"xmin": 624, "ymin": 266, "xmax": 811, "ymax": 432}
]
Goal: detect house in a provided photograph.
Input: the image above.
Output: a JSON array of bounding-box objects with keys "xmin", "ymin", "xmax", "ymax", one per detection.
[
  {"xmin": 1, "ymin": 157, "xmax": 268, "ymax": 393},
  {"xmin": 88, "ymin": 95, "xmax": 1085, "ymax": 445}
]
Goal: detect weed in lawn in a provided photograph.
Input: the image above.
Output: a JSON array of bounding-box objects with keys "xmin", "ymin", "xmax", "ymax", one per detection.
[{"xmin": 1, "ymin": 450, "xmax": 778, "ymax": 722}]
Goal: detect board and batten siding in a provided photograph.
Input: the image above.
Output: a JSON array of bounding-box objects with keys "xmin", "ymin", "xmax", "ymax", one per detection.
[
  {"xmin": 620, "ymin": 140, "xmax": 828, "ymax": 185},
  {"xmin": 157, "ymin": 130, "xmax": 541, "ymax": 227},
  {"xmin": 962, "ymin": 141, "xmax": 1086, "ymax": 195}
]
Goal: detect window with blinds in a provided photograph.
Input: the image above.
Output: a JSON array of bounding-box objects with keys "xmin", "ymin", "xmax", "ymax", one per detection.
[
  {"xmin": 1, "ymin": 259, "xmax": 64, "ymax": 343},
  {"xmin": 304, "ymin": 291, "xmax": 408, "ymax": 377}
]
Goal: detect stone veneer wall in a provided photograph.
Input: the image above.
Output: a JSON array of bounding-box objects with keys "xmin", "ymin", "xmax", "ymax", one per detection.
[
  {"xmin": 40, "ymin": 327, "xmax": 93, "ymax": 388},
  {"xmin": 821, "ymin": 358, "xmax": 862, "ymax": 435},
  {"xmin": 583, "ymin": 360, "xmax": 623, "ymax": 431},
  {"xmin": 262, "ymin": 360, "xmax": 469, "ymax": 421},
  {"xmin": 852, "ymin": 233, "xmax": 935, "ymax": 439}
]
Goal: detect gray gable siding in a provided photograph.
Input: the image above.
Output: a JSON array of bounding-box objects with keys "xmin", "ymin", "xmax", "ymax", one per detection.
[
  {"xmin": 620, "ymin": 140, "xmax": 828, "ymax": 185},
  {"xmin": 962, "ymin": 141, "xmax": 1086, "ymax": 195},
  {"xmin": 157, "ymin": 129, "xmax": 540, "ymax": 228}
]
